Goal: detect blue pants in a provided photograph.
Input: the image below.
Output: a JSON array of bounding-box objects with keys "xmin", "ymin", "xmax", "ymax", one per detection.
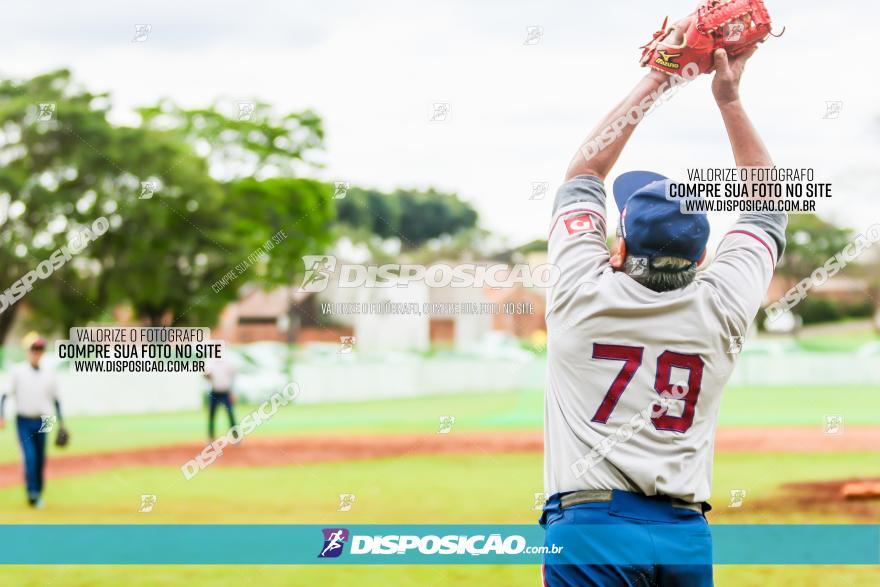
[
  {"xmin": 208, "ymin": 391, "xmax": 236, "ymax": 438},
  {"xmin": 541, "ymin": 490, "xmax": 713, "ymax": 586},
  {"xmin": 16, "ymin": 416, "xmax": 47, "ymax": 501}
]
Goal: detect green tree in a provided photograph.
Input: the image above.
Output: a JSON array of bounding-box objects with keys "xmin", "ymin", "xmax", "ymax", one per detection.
[
  {"xmin": 138, "ymin": 99, "xmax": 324, "ymax": 181},
  {"xmin": 1, "ymin": 70, "xmax": 334, "ymax": 339},
  {"xmin": 778, "ymin": 215, "xmax": 853, "ymax": 280},
  {"xmin": 334, "ymin": 187, "xmax": 402, "ymax": 240},
  {"xmin": 0, "ymin": 69, "xmax": 122, "ymax": 341},
  {"xmin": 398, "ymin": 188, "xmax": 478, "ymax": 247},
  {"xmin": 335, "ymin": 187, "xmax": 478, "ymax": 248},
  {"xmin": 84, "ymin": 141, "xmax": 333, "ymax": 327},
  {"xmin": 224, "ymin": 177, "xmax": 334, "ymax": 285}
]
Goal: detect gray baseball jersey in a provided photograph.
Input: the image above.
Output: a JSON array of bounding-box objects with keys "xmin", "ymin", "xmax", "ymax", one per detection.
[{"xmin": 544, "ymin": 175, "xmax": 786, "ymax": 503}]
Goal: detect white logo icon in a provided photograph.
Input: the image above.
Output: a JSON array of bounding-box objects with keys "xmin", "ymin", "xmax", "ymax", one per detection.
[
  {"xmin": 824, "ymin": 415, "xmax": 843, "ymax": 434},
  {"xmin": 724, "ymin": 22, "xmax": 745, "ymax": 42},
  {"xmin": 532, "ymin": 492, "xmax": 547, "ymax": 511},
  {"xmin": 728, "ymin": 336, "xmax": 744, "ymax": 354},
  {"xmin": 133, "ymin": 24, "xmax": 152, "ymax": 43},
  {"xmin": 530, "ymin": 182, "xmax": 549, "ymax": 201},
  {"xmin": 524, "ymin": 26, "xmax": 544, "ymax": 46},
  {"xmin": 298, "ymin": 255, "xmax": 336, "ymax": 292},
  {"xmin": 237, "ymin": 102, "xmax": 256, "ymax": 121},
  {"xmin": 728, "ymin": 489, "xmax": 746, "ymax": 508},
  {"xmin": 139, "ymin": 494, "xmax": 158, "ymax": 513},
  {"xmin": 38, "ymin": 415, "xmax": 56, "ymax": 433},
  {"xmin": 822, "ymin": 101, "xmax": 843, "ymax": 120},
  {"xmin": 338, "ymin": 336, "xmax": 355, "ymax": 355},
  {"xmin": 37, "ymin": 103, "xmax": 56, "ymax": 122},
  {"xmin": 429, "ymin": 103, "xmax": 450, "ymax": 122},
  {"xmin": 333, "ymin": 181, "xmax": 350, "ymax": 200},
  {"xmin": 627, "ymin": 256, "xmax": 649, "ymax": 277},
  {"xmin": 337, "ymin": 493, "xmax": 356, "ymax": 512},
  {"xmin": 140, "ymin": 181, "xmax": 159, "ymax": 200},
  {"xmin": 438, "ymin": 416, "xmax": 455, "ymax": 434}
]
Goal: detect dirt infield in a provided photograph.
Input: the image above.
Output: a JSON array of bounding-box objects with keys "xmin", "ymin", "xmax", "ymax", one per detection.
[
  {"xmin": 1, "ymin": 427, "xmax": 877, "ymax": 489},
  {"xmin": 729, "ymin": 477, "xmax": 880, "ymax": 520},
  {"xmin": 0, "ymin": 431, "xmax": 542, "ymax": 488},
  {"xmin": 713, "ymin": 426, "xmax": 880, "ymax": 453}
]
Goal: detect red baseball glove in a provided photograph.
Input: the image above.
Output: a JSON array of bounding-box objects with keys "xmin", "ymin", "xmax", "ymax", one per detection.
[{"xmin": 640, "ymin": 0, "xmax": 775, "ymax": 76}]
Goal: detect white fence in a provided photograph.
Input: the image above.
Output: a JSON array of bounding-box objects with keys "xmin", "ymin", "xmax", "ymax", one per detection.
[
  {"xmin": 289, "ymin": 352, "xmax": 880, "ymax": 406},
  {"xmin": 292, "ymin": 357, "xmax": 543, "ymax": 404},
  {"xmin": 0, "ymin": 352, "xmax": 877, "ymax": 416},
  {"xmin": 0, "ymin": 371, "xmax": 203, "ymax": 416},
  {"xmin": 727, "ymin": 353, "xmax": 880, "ymax": 387}
]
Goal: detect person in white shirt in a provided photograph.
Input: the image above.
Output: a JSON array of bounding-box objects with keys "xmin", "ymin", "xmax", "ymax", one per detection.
[
  {"xmin": 203, "ymin": 357, "xmax": 238, "ymax": 440},
  {"xmin": 0, "ymin": 337, "xmax": 63, "ymax": 508},
  {"xmin": 541, "ymin": 47, "xmax": 785, "ymax": 586}
]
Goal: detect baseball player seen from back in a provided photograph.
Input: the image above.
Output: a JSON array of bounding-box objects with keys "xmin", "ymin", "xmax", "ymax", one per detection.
[{"xmin": 540, "ymin": 46, "xmax": 786, "ymax": 587}]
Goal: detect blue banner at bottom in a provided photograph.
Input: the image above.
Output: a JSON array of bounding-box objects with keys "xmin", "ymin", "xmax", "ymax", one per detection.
[{"xmin": 0, "ymin": 525, "xmax": 876, "ymax": 565}]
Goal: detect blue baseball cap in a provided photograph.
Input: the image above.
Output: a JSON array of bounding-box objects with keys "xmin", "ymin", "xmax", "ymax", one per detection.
[{"xmin": 612, "ymin": 171, "xmax": 709, "ymax": 263}]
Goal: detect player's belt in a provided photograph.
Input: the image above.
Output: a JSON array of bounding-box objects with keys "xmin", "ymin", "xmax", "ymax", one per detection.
[{"xmin": 559, "ymin": 489, "xmax": 704, "ymax": 514}]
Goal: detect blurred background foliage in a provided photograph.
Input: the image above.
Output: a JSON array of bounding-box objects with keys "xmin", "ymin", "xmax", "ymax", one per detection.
[
  {"xmin": 2, "ymin": 69, "xmax": 876, "ymax": 343},
  {"xmin": 0, "ymin": 69, "xmax": 479, "ymax": 342}
]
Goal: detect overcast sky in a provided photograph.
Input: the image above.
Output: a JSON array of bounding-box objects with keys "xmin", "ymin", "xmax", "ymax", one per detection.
[{"xmin": 3, "ymin": 0, "xmax": 878, "ymax": 251}]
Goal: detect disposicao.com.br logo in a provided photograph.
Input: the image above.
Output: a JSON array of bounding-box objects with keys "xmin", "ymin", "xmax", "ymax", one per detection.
[
  {"xmin": 298, "ymin": 256, "xmax": 560, "ymax": 292},
  {"xmin": 317, "ymin": 528, "xmax": 561, "ymax": 558},
  {"xmin": 318, "ymin": 528, "xmax": 349, "ymax": 558}
]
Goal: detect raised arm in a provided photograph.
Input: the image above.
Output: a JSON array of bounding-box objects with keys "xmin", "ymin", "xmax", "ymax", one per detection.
[
  {"xmin": 712, "ymin": 47, "xmax": 771, "ymax": 168},
  {"xmin": 711, "ymin": 46, "xmax": 787, "ymax": 267},
  {"xmin": 565, "ymin": 69, "xmax": 672, "ymax": 182}
]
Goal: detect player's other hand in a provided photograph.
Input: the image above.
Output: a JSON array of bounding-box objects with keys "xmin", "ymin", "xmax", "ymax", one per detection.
[{"xmin": 711, "ymin": 46, "xmax": 758, "ymax": 106}]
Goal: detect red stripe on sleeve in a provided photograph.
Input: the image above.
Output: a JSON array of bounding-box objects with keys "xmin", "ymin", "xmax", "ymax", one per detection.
[{"xmin": 724, "ymin": 229, "xmax": 776, "ymax": 265}]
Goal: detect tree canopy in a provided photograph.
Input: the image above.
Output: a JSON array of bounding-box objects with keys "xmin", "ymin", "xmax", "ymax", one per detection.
[
  {"xmin": 778, "ymin": 215, "xmax": 854, "ymax": 280},
  {"xmin": 335, "ymin": 186, "xmax": 478, "ymax": 248},
  {"xmin": 0, "ymin": 69, "xmax": 334, "ymax": 341}
]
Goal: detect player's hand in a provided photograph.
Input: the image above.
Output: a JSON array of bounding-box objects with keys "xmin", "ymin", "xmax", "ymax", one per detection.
[
  {"xmin": 712, "ymin": 46, "xmax": 758, "ymax": 106},
  {"xmin": 645, "ymin": 17, "xmax": 691, "ymax": 82},
  {"xmin": 0, "ymin": 418, "xmax": 5, "ymax": 430}
]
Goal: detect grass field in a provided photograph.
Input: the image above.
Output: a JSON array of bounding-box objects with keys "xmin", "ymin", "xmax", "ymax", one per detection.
[
  {"xmin": 3, "ymin": 564, "xmax": 878, "ymax": 587},
  {"xmin": 1, "ymin": 451, "xmax": 878, "ymax": 585},
  {"xmin": 793, "ymin": 320, "xmax": 879, "ymax": 353},
  {"xmin": 0, "ymin": 384, "xmax": 878, "ymax": 585},
  {"xmin": 1, "ymin": 384, "xmax": 878, "ymax": 464}
]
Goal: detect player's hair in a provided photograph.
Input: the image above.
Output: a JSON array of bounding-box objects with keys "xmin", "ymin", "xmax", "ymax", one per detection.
[{"xmin": 626, "ymin": 256, "xmax": 697, "ymax": 292}]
